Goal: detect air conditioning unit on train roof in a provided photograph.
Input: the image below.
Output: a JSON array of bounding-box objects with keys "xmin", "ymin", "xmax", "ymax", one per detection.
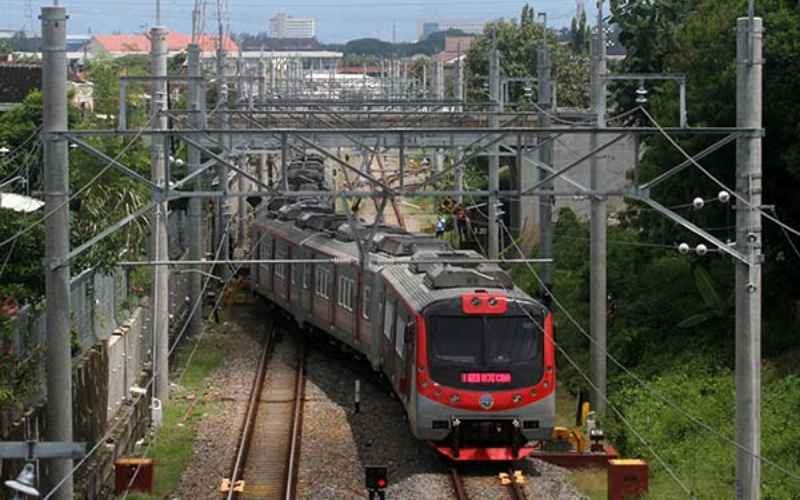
[
  {"xmin": 377, "ymin": 235, "xmax": 451, "ymax": 257},
  {"xmin": 412, "ymin": 251, "xmax": 515, "ymax": 290},
  {"xmin": 302, "ymin": 213, "xmax": 350, "ymax": 234}
]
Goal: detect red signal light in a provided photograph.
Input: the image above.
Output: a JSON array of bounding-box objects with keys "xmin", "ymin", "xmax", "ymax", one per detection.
[{"xmin": 377, "ymin": 479, "xmax": 386, "ymax": 488}]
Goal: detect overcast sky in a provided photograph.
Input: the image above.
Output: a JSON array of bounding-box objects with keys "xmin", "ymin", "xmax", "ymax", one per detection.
[{"xmin": 3, "ymin": 0, "xmax": 601, "ymax": 42}]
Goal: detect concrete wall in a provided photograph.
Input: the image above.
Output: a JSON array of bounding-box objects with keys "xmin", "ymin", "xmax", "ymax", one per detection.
[{"xmin": 515, "ymin": 132, "xmax": 636, "ymax": 247}]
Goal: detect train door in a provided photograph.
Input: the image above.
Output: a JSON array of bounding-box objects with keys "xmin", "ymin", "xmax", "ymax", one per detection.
[
  {"xmin": 381, "ymin": 293, "xmax": 396, "ymax": 380},
  {"xmin": 252, "ymin": 230, "xmax": 260, "ymax": 286},
  {"xmin": 301, "ymin": 256, "xmax": 312, "ymax": 313},
  {"xmin": 393, "ymin": 309, "xmax": 413, "ymax": 401},
  {"xmin": 265, "ymin": 236, "xmax": 274, "ymax": 293}
]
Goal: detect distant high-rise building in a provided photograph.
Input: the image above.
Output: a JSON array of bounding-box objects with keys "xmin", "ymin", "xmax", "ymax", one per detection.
[
  {"xmin": 269, "ymin": 13, "xmax": 316, "ymax": 39},
  {"xmin": 416, "ymin": 18, "xmax": 489, "ymax": 41}
]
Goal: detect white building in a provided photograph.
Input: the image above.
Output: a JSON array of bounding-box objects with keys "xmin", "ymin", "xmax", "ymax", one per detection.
[
  {"xmin": 269, "ymin": 14, "xmax": 316, "ymax": 39},
  {"xmin": 416, "ymin": 18, "xmax": 489, "ymax": 40}
]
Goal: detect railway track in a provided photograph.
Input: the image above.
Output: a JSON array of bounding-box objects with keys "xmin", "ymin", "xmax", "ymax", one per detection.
[
  {"xmin": 224, "ymin": 323, "xmax": 307, "ymax": 500},
  {"xmin": 449, "ymin": 466, "xmax": 528, "ymax": 500}
]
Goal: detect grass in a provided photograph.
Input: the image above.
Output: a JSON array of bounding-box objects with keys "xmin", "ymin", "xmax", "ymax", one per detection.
[{"xmin": 124, "ymin": 328, "xmax": 232, "ymax": 499}]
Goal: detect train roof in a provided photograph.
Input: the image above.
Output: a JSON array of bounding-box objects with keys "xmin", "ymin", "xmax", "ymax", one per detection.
[{"xmin": 253, "ymin": 205, "xmax": 537, "ymax": 311}]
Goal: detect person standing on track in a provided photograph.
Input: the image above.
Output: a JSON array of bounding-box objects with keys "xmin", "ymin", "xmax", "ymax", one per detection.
[{"xmin": 453, "ymin": 203, "xmax": 469, "ymax": 248}]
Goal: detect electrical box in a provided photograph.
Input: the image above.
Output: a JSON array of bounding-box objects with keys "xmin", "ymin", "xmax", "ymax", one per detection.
[
  {"xmin": 115, "ymin": 458, "xmax": 154, "ymax": 495},
  {"xmin": 608, "ymin": 459, "xmax": 648, "ymax": 500},
  {"xmin": 365, "ymin": 465, "xmax": 388, "ymax": 490}
]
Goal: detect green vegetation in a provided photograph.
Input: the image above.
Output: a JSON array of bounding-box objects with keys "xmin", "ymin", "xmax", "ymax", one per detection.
[
  {"xmin": 125, "ymin": 331, "xmax": 232, "ymax": 500},
  {"xmin": 510, "ymin": 3, "xmax": 800, "ymax": 497},
  {"xmin": 465, "ymin": 9, "xmax": 590, "ymax": 109}
]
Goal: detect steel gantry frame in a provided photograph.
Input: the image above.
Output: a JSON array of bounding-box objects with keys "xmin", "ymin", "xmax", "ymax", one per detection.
[{"xmin": 36, "ymin": 4, "xmax": 769, "ymax": 498}]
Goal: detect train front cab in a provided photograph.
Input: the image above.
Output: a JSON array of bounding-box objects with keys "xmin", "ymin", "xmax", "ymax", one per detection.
[{"xmin": 411, "ymin": 292, "xmax": 555, "ymax": 461}]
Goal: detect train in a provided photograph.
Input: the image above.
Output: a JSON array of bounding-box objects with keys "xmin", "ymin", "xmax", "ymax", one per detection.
[{"xmin": 249, "ymin": 154, "xmax": 555, "ymax": 461}]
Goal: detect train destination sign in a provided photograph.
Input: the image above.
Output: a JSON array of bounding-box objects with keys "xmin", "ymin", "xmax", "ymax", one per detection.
[{"xmin": 460, "ymin": 372, "xmax": 512, "ymax": 384}]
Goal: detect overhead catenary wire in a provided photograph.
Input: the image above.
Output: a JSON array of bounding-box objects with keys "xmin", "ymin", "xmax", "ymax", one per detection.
[
  {"xmin": 0, "ymin": 116, "xmax": 155, "ymax": 251},
  {"xmin": 121, "ymin": 220, "xmax": 265, "ymax": 500},
  {"xmin": 640, "ymin": 107, "xmax": 800, "ymax": 239},
  {"xmin": 499, "ymin": 221, "xmax": 800, "ymax": 484},
  {"xmin": 41, "ymin": 216, "xmax": 234, "ymax": 500},
  {"xmin": 490, "ymin": 247, "xmax": 695, "ymax": 496}
]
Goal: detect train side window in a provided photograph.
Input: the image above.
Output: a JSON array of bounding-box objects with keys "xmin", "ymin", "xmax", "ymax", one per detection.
[
  {"xmin": 395, "ymin": 316, "xmax": 407, "ymax": 357},
  {"xmin": 362, "ymin": 285, "xmax": 371, "ymax": 320},
  {"xmin": 275, "ymin": 248, "xmax": 286, "ymax": 279},
  {"xmin": 337, "ymin": 276, "xmax": 354, "ymax": 311},
  {"xmin": 316, "ymin": 267, "xmax": 330, "ymax": 299},
  {"xmin": 383, "ymin": 299, "xmax": 395, "ymax": 339}
]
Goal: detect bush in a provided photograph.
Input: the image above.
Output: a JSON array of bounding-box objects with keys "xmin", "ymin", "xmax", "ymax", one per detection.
[{"xmin": 607, "ymin": 365, "xmax": 800, "ymax": 499}]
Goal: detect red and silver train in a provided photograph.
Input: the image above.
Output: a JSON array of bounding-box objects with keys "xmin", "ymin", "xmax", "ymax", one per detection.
[{"xmin": 249, "ymin": 159, "xmax": 555, "ymax": 461}]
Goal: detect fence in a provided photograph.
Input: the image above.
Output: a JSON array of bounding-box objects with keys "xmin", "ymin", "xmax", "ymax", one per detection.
[{"xmin": 1, "ymin": 209, "xmax": 192, "ymax": 409}]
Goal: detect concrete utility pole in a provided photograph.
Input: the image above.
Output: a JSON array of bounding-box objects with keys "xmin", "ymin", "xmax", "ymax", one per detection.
[
  {"xmin": 186, "ymin": 44, "xmax": 204, "ymax": 340},
  {"xmin": 434, "ymin": 59, "xmax": 445, "ymax": 99},
  {"xmin": 150, "ymin": 25, "xmax": 170, "ymax": 402},
  {"xmin": 41, "ymin": 6, "xmax": 74, "ymax": 499},
  {"xmin": 589, "ymin": 6, "xmax": 608, "ymax": 416},
  {"xmin": 537, "ymin": 35, "xmax": 554, "ymax": 301},
  {"xmin": 487, "ymin": 36, "xmax": 501, "ymax": 259},
  {"xmin": 433, "ymin": 59, "xmax": 445, "ymax": 173},
  {"xmin": 422, "ymin": 62, "xmax": 428, "ymax": 98},
  {"xmin": 735, "ymin": 15, "xmax": 763, "ymax": 500},
  {"xmin": 216, "ymin": 31, "xmax": 231, "ymax": 279},
  {"xmin": 236, "ymin": 50, "xmax": 247, "ymax": 246},
  {"xmin": 454, "ymin": 47, "xmax": 465, "ymax": 203}
]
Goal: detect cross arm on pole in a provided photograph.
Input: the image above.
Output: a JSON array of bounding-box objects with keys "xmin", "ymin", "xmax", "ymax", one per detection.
[
  {"xmin": 522, "ymin": 133, "xmax": 629, "ymax": 195},
  {"xmin": 413, "ymin": 131, "xmax": 512, "ymax": 192},
  {"xmin": 638, "ymin": 133, "xmax": 739, "ymax": 194},
  {"xmin": 0, "ymin": 441, "xmax": 85, "ymax": 459},
  {"xmin": 628, "ymin": 192, "xmax": 748, "ymax": 264},
  {"xmin": 54, "ymin": 200, "xmax": 156, "ymax": 269},
  {"xmin": 63, "ymin": 133, "xmax": 160, "ymax": 190},
  {"xmin": 291, "ymin": 134, "xmax": 397, "ymax": 196},
  {"xmin": 180, "ymin": 134, "xmax": 275, "ymax": 193}
]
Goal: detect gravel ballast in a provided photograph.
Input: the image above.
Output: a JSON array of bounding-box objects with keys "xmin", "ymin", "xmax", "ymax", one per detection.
[{"xmin": 174, "ymin": 304, "xmax": 265, "ymax": 500}]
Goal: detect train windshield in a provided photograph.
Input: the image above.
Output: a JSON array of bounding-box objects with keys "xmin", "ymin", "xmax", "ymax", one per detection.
[{"xmin": 427, "ymin": 313, "xmax": 544, "ymax": 390}]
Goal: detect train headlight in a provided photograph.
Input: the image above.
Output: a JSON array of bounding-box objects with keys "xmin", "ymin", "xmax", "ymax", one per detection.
[
  {"xmin": 449, "ymin": 394, "xmax": 461, "ymax": 404},
  {"xmin": 512, "ymin": 394, "xmax": 523, "ymax": 404},
  {"xmin": 530, "ymin": 389, "xmax": 537, "ymax": 397}
]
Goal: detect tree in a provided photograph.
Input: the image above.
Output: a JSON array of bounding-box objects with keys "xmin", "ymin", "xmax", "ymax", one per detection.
[
  {"xmin": 570, "ymin": 10, "xmax": 589, "ymax": 53},
  {"xmin": 465, "ymin": 20, "xmax": 590, "ymax": 108},
  {"xmin": 612, "ymin": 0, "xmax": 800, "ymax": 351}
]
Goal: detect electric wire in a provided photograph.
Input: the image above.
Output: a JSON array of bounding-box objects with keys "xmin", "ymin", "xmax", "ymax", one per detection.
[
  {"xmin": 0, "ymin": 126, "xmax": 42, "ymax": 169},
  {"xmin": 0, "ymin": 115, "xmax": 155, "ymax": 250},
  {"xmin": 640, "ymin": 107, "xmax": 800, "ymax": 238},
  {"xmin": 41, "ymin": 217, "xmax": 233, "ymax": 500},
  {"xmin": 498, "ymin": 221, "xmax": 800, "ymax": 484},
  {"xmin": 121, "ymin": 220, "xmax": 268, "ymax": 500},
  {"xmin": 489, "ymin": 240, "xmax": 695, "ymax": 496}
]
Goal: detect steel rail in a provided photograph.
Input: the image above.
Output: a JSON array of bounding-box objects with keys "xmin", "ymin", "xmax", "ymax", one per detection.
[
  {"xmin": 226, "ymin": 323, "xmax": 274, "ymax": 500},
  {"xmin": 506, "ymin": 467, "xmax": 528, "ymax": 500},
  {"xmin": 449, "ymin": 468, "xmax": 469, "ymax": 500},
  {"xmin": 284, "ymin": 342, "xmax": 307, "ymax": 500}
]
